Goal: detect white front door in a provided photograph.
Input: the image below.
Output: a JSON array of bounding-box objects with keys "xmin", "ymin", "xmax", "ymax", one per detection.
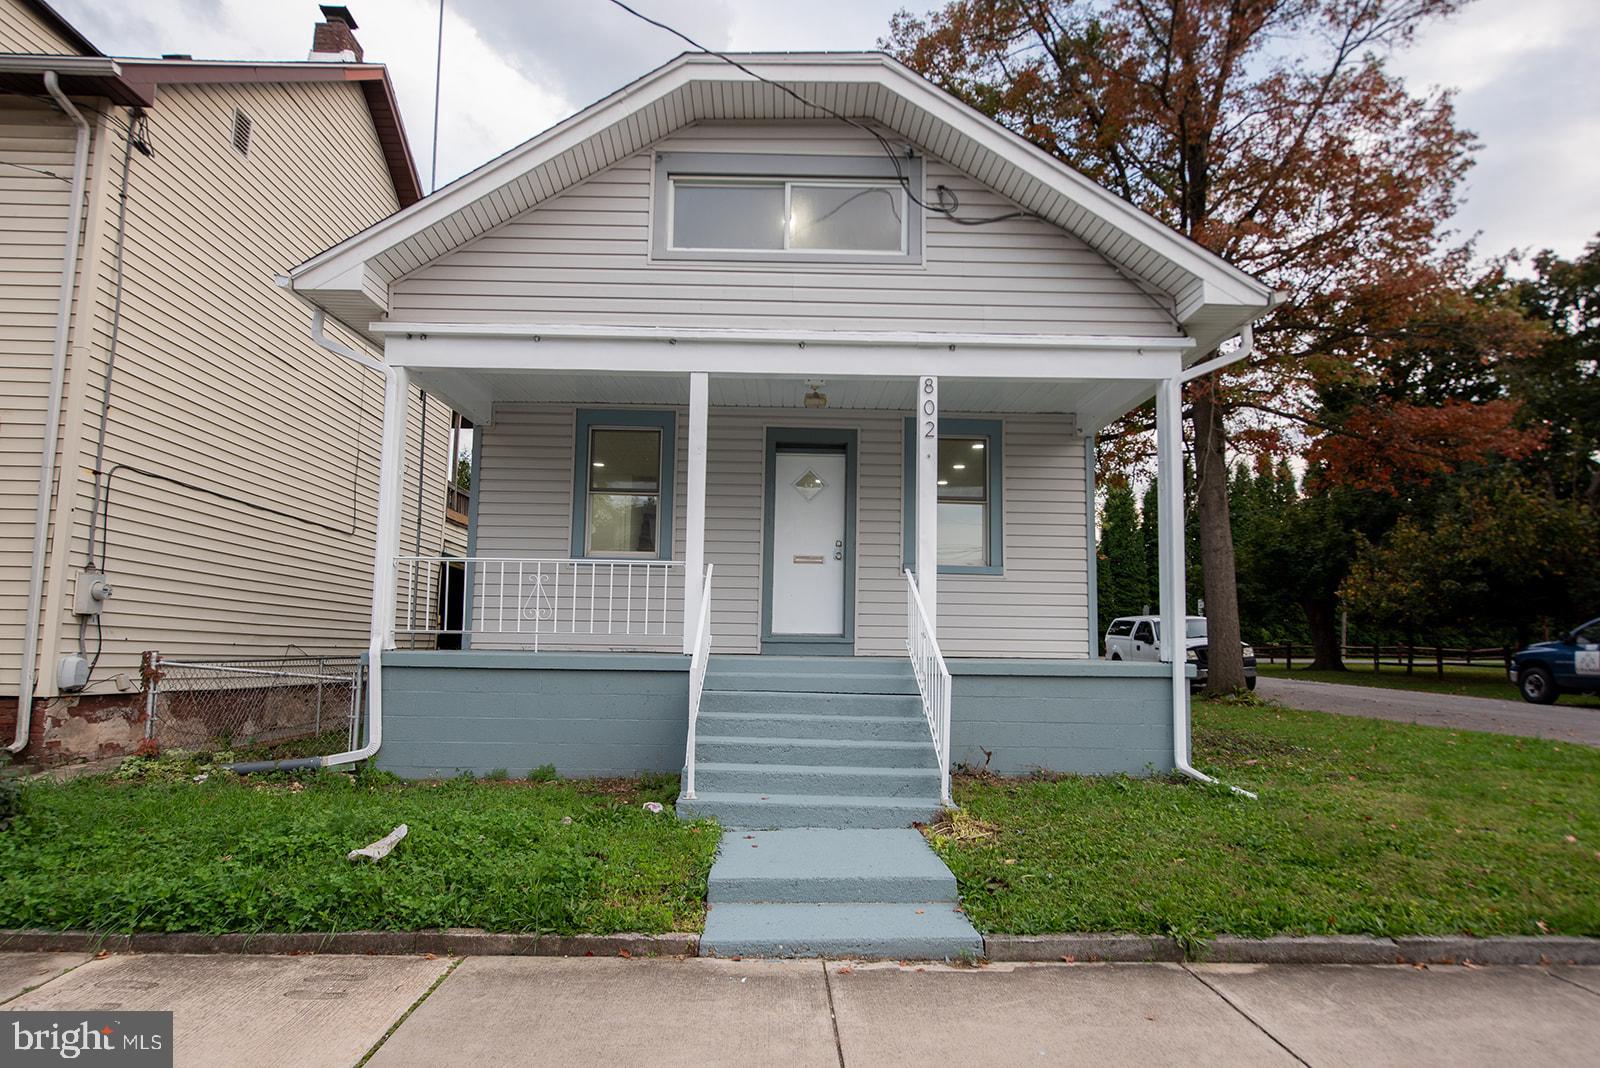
[{"xmin": 770, "ymin": 449, "xmax": 847, "ymax": 636}]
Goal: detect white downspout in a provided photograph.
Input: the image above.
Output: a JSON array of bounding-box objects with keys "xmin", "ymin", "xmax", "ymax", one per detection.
[
  {"xmin": 11, "ymin": 73, "xmax": 91, "ymax": 754},
  {"xmin": 230, "ymin": 312, "xmax": 404, "ymax": 773},
  {"xmin": 1156, "ymin": 374, "xmax": 1257, "ymax": 800}
]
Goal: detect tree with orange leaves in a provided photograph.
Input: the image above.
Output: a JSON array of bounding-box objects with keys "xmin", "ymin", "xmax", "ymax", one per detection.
[{"xmin": 885, "ymin": 0, "xmax": 1480, "ymax": 689}]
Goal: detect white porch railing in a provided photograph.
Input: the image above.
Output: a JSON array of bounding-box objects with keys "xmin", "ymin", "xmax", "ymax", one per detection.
[
  {"xmin": 682, "ymin": 564, "xmax": 714, "ymax": 800},
  {"xmin": 904, "ymin": 568, "xmax": 953, "ymax": 807},
  {"xmin": 396, "ymin": 556, "xmax": 684, "ymax": 650}
]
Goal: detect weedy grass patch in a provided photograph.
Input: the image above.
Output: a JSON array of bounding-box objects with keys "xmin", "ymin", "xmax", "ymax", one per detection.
[
  {"xmin": 0, "ymin": 764, "xmax": 717, "ymax": 936},
  {"xmin": 927, "ymin": 700, "xmax": 1600, "ymax": 939}
]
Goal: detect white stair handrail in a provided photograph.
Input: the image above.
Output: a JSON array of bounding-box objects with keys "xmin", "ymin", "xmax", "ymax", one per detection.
[
  {"xmin": 683, "ymin": 564, "xmax": 714, "ymax": 800},
  {"xmin": 905, "ymin": 568, "xmax": 953, "ymax": 807}
]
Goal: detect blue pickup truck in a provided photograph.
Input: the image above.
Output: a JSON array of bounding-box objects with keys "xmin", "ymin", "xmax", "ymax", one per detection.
[{"xmin": 1510, "ymin": 617, "xmax": 1600, "ymax": 703}]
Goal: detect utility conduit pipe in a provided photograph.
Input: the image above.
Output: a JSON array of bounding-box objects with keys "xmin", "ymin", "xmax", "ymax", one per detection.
[{"xmin": 12, "ymin": 72, "xmax": 91, "ymax": 754}]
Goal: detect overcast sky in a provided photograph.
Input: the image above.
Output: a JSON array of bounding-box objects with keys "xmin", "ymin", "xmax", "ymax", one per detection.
[{"xmin": 55, "ymin": 0, "xmax": 1599, "ymax": 261}]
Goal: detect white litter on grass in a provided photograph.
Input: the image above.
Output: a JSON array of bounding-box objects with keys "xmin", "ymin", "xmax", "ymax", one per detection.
[
  {"xmin": 347, "ymin": 823, "xmax": 408, "ymax": 863},
  {"xmin": 642, "ymin": 802, "xmax": 664, "ymax": 814},
  {"xmin": 192, "ymin": 773, "xmax": 208, "ymax": 784},
  {"xmin": 561, "ymin": 816, "xmax": 574, "ymax": 825}
]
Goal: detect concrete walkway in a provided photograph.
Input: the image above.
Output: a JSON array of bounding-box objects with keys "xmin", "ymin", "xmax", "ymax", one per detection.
[
  {"xmin": 1256, "ymin": 675, "xmax": 1600, "ymax": 747},
  {"xmin": 4, "ymin": 952, "xmax": 1598, "ymax": 1066}
]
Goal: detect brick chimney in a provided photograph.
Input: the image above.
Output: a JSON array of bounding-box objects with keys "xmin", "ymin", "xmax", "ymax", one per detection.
[{"xmin": 309, "ymin": 5, "xmax": 363, "ymax": 62}]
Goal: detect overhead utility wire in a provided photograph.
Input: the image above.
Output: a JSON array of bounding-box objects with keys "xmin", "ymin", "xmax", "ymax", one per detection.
[{"xmin": 602, "ymin": 0, "xmax": 1029, "ymax": 226}]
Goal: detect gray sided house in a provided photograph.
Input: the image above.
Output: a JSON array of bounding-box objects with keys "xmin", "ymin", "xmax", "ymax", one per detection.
[{"xmin": 287, "ymin": 53, "xmax": 1274, "ymax": 826}]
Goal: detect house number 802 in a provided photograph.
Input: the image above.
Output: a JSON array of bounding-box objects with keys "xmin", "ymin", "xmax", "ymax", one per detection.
[{"xmin": 922, "ymin": 377, "xmax": 937, "ymax": 438}]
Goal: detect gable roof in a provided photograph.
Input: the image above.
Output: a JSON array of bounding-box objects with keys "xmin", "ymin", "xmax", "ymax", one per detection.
[
  {"xmin": 17, "ymin": 0, "xmax": 102, "ymax": 56},
  {"xmin": 290, "ymin": 51, "xmax": 1274, "ymax": 357},
  {"xmin": 117, "ymin": 59, "xmax": 421, "ymax": 207}
]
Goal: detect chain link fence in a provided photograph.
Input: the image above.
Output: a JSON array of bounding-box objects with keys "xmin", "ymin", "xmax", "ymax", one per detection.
[{"xmin": 142, "ymin": 652, "xmax": 366, "ymax": 759}]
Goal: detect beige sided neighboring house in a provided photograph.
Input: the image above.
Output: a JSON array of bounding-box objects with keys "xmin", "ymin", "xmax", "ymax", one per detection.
[{"xmin": 1, "ymin": 1, "xmax": 465, "ymax": 763}]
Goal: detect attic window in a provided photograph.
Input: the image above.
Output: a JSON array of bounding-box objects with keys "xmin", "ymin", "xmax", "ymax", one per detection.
[
  {"xmin": 230, "ymin": 107, "xmax": 252, "ymax": 156},
  {"xmin": 670, "ymin": 178, "xmax": 906, "ymax": 254},
  {"xmin": 652, "ymin": 151, "xmax": 923, "ymax": 264}
]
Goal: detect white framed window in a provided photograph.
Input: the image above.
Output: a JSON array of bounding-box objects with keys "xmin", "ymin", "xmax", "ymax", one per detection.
[{"xmin": 668, "ymin": 176, "xmax": 907, "ymax": 255}]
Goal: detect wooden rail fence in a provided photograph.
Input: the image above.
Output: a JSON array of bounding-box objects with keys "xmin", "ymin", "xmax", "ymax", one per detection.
[{"xmin": 1255, "ymin": 644, "xmax": 1514, "ymax": 677}]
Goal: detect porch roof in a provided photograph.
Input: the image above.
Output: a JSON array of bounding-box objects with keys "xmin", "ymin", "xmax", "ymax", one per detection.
[
  {"xmin": 287, "ymin": 52, "xmax": 1274, "ymax": 358},
  {"xmin": 382, "ymin": 323, "xmax": 1193, "ymax": 430}
]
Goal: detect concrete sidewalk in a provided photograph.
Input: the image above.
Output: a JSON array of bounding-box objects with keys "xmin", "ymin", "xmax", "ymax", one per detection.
[{"xmin": 3, "ymin": 952, "xmax": 1597, "ymax": 1066}]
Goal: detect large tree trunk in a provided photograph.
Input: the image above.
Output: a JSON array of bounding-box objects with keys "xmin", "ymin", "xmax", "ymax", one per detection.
[
  {"xmin": 1303, "ymin": 594, "xmax": 1345, "ymax": 670},
  {"xmin": 1190, "ymin": 377, "xmax": 1247, "ymax": 693}
]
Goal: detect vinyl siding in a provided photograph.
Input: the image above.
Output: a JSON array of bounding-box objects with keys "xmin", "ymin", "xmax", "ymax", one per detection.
[
  {"xmin": 0, "ymin": 96, "xmax": 97, "ymax": 693},
  {"xmin": 0, "ymin": 0, "xmax": 82, "ymax": 54},
  {"xmin": 389, "ymin": 121, "xmax": 1177, "ymax": 338},
  {"xmin": 17, "ymin": 78, "xmax": 453, "ymax": 695},
  {"xmin": 473, "ymin": 404, "xmax": 1090, "ymax": 659}
]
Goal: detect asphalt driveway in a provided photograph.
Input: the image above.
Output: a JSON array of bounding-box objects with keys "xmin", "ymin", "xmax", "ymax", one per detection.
[{"xmin": 1255, "ymin": 676, "xmax": 1600, "ymax": 747}]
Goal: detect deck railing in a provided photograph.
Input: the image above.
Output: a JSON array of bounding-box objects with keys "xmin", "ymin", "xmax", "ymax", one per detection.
[
  {"xmin": 682, "ymin": 565, "xmax": 714, "ymax": 800},
  {"xmin": 396, "ymin": 556, "xmax": 684, "ymax": 651},
  {"xmin": 904, "ymin": 568, "xmax": 952, "ymax": 807}
]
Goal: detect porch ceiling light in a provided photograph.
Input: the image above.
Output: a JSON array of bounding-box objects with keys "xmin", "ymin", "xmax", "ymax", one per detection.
[{"xmin": 803, "ymin": 381, "xmax": 828, "ymax": 408}]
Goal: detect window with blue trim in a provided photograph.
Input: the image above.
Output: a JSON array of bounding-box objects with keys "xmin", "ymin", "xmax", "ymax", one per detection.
[
  {"xmin": 903, "ymin": 418, "xmax": 1003, "ymax": 574},
  {"xmin": 572, "ymin": 410, "xmax": 675, "ymax": 559}
]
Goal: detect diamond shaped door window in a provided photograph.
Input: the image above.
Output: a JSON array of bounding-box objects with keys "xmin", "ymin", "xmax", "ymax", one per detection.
[{"xmin": 792, "ymin": 469, "xmax": 827, "ymax": 501}]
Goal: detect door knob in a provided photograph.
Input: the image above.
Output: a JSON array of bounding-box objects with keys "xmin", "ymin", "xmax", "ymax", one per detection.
[
  {"xmin": 834, "ymin": 550, "xmax": 843, "ymax": 560},
  {"xmin": 835, "ymin": 540, "xmax": 843, "ymax": 547}
]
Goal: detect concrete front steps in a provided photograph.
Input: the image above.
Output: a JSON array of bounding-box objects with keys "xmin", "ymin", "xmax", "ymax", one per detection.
[
  {"xmin": 681, "ymin": 658, "xmax": 979, "ymax": 959},
  {"xmin": 677, "ymin": 656, "xmax": 943, "ymax": 831},
  {"xmin": 700, "ymin": 829, "xmax": 983, "ymax": 960}
]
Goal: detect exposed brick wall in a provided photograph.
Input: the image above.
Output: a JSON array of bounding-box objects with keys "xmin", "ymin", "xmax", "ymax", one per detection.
[{"xmin": 3, "ymin": 693, "xmax": 147, "ymax": 766}]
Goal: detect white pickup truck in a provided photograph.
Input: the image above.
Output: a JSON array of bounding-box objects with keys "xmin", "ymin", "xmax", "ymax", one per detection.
[{"xmin": 1104, "ymin": 614, "xmax": 1257, "ymax": 690}]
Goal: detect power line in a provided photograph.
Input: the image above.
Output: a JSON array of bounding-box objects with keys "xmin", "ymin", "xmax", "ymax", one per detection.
[
  {"xmin": 601, "ymin": 0, "xmax": 1029, "ymax": 227},
  {"xmin": 0, "ymin": 159, "xmax": 70, "ymax": 181}
]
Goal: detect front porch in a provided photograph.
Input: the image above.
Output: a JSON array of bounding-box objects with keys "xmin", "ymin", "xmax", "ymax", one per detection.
[{"xmin": 361, "ymin": 335, "xmax": 1202, "ymax": 796}]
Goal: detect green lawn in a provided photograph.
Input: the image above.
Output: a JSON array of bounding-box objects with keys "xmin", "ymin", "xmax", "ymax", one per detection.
[
  {"xmin": 1257, "ymin": 661, "xmax": 1600, "ymax": 708},
  {"xmin": 0, "ymin": 766, "xmax": 718, "ymax": 936},
  {"xmin": 926, "ymin": 699, "xmax": 1600, "ymax": 941}
]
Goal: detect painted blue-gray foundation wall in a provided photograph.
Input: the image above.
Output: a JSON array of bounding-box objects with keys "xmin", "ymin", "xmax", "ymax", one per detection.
[
  {"xmin": 377, "ymin": 651, "xmax": 689, "ymax": 778},
  {"xmin": 376, "ymin": 652, "xmax": 1176, "ymax": 780},
  {"xmin": 949, "ymin": 660, "xmax": 1175, "ymax": 776}
]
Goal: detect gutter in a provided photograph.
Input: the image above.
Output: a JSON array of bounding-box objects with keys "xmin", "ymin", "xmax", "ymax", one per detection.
[{"xmin": 11, "ymin": 72, "xmax": 91, "ymax": 754}]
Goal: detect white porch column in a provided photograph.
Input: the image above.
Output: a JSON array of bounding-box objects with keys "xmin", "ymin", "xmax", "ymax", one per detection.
[
  {"xmin": 916, "ymin": 374, "xmax": 938, "ymax": 628},
  {"xmin": 682, "ymin": 371, "xmax": 708, "ymax": 653},
  {"xmin": 370, "ymin": 365, "xmax": 411, "ymax": 653},
  {"xmin": 1154, "ymin": 376, "xmax": 1188, "ymax": 765}
]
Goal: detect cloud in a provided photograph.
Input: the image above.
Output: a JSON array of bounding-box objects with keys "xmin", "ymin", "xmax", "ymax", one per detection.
[
  {"xmin": 1391, "ymin": 0, "xmax": 1600, "ymax": 259},
  {"xmin": 49, "ymin": 0, "xmax": 1599, "ymax": 259}
]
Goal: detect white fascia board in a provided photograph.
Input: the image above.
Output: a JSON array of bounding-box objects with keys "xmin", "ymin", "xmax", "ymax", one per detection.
[
  {"xmin": 289, "ymin": 248, "xmax": 383, "ymax": 302},
  {"xmin": 379, "ymin": 326, "xmax": 1188, "ymax": 381}
]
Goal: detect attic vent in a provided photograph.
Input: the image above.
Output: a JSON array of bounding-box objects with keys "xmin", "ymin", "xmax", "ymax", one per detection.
[{"xmin": 230, "ymin": 108, "xmax": 252, "ymax": 156}]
